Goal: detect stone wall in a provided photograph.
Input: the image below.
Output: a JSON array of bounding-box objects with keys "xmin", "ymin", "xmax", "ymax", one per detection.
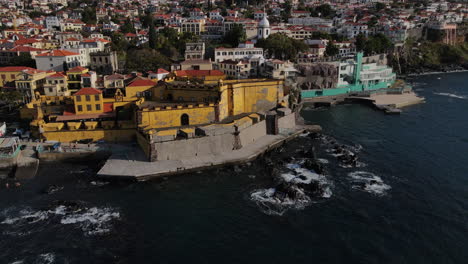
[
  {"xmin": 238, "ymin": 120, "xmax": 266, "ymax": 147},
  {"xmin": 42, "ymin": 129, "xmax": 136, "ymax": 143},
  {"xmin": 151, "ymin": 118, "xmax": 270, "ymax": 161},
  {"xmin": 278, "ymin": 112, "xmax": 296, "ymax": 133},
  {"xmin": 153, "ymin": 133, "xmax": 235, "ymax": 161}
]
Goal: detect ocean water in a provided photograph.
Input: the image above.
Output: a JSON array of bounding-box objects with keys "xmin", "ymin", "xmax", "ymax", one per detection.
[{"xmin": 1, "ymin": 72, "xmax": 467, "ymax": 263}]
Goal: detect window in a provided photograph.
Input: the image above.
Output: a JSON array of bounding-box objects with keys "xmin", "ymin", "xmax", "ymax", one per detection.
[
  {"xmin": 85, "ymin": 95, "xmax": 90, "ymax": 101},
  {"xmin": 77, "ymin": 105, "xmax": 83, "ymax": 112},
  {"xmin": 50, "ymin": 64, "xmax": 54, "ymax": 67},
  {"xmin": 87, "ymin": 105, "xmax": 92, "ymax": 111},
  {"xmin": 1, "ymin": 75, "xmax": 5, "ymax": 79},
  {"xmin": 76, "ymin": 95, "xmax": 81, "ymax": 102},
  {"xmin": 95, "ymin": 104, "xmax": 101, "ymax": 111},
  {"xmin": 10, "ymin": 74, "xmax": 14, "ymax": 79},
  {"xmin": 94, "ymin": 95, "xmax": 99, "ymax": 101}
]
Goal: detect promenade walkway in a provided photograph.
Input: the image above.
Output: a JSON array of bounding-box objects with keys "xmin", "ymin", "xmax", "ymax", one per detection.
[{"xmin": 98, "ymin": 126, "xmax": 320, "ymax": 181}]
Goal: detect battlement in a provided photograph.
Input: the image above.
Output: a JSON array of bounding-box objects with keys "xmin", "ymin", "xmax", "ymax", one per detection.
[{"xmin": 139, "ymin": 102, "xmax": 216, "ymax": 112}]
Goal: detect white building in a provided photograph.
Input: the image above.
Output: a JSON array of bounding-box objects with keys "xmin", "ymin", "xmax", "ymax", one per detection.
[
  {"xmin": 35, "ymin": 50, "xmax": 85, "ymax": 71},
  {"xmin": 61, "ymin": 38, "xmax": 108, "ymax": 67},
  {"xmin": 148, "ymin": 68, "xmax": 170, "ymax": 81},
  {"xmin": 257, "ymin": 16, "xmax": 270, "ymax": 39},
  {"xmin": 45, "ymin": 16, "xmax": 60, "ymax": 30},
  {"xmin": 215, "ymin": 42, "xmax": 265, "ymax": 76}
]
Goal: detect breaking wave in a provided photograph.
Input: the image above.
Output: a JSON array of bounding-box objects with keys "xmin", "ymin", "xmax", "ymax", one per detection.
[
  {"xmin": 434, "ymin": 92, "xmax": 467, "ymax": 99},
  {"xmin": 250, "ymin": 187, "xmax": 311, "ymax": 216},
  {"xmin": 1, "ymin": 203, "xmax": 120, "ymax": 236},
  {"xmin": 348, "ymin": 171, "xmax": 391, "ymax": 196},
  {"xmin": 250, "ymin": 159, "xmax": 332, "ymax": 216}
]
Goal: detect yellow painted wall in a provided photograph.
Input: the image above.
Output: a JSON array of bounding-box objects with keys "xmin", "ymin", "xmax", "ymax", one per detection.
[
  {"xmin": 138, "ymin": 105, "xmax": 216, "ymax": 129},
  {"xmin": 231, "ymin": 80, "xmax": 283, "ymax": 116},
  {"xmin": 42, "ymin": 129, "xmax": 135, "ymax": 142},
  {"xmin": 0, "ymin": 70, "xmax": 24, "ymax": 87},
  {"xmin": 125, "ymin": 85, "xmax": 153, "ymax": 99},
  {"xmin": 74, "ymin": 93, "xmax": 104, "ymax": 114}
]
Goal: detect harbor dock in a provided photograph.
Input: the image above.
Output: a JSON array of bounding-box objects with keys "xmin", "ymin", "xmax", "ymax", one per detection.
[{"xmin": 97, "ymin": 125, "xmax": 321, "ymax": 181}]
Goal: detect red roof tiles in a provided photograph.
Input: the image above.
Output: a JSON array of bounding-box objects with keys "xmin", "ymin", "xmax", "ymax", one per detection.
[
  {"xmin": 74, "ymin": 87, "xmax": 102, "ymax": 95},
  {"xmin": 127, "ymin": 79, "xmax": 156, "ymax": 87},
  {"xmin": 36, "ymin": 50, "xmax": 80, "ymax": 57}
]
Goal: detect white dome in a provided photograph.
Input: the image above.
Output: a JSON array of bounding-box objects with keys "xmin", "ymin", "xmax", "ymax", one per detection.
[{"xmin": 258, "ymin": 16, "xmax": 270, "ymax": 28}]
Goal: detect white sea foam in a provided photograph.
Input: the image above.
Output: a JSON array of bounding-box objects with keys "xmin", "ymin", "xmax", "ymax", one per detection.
[
  {"xmin": 38, "ymin": 253, "xmax": 55, "ymax": 264},
  {"xmin": 348, "ymin": 171, "xmax": 391, "ymax": 196},
  {"xmin": 60, "ymin": 207, "xmax": 120, "ymax": 235},
  {"xmin": 250, "ymin": 187, "xmax": 311, "ymax": 216},
  {"xmin": 317, "ymin": 158, "xmax": 329, "ymax": 164},
  {"xmin": 434, "ymin": 92, "xmax": 467, "ymax": 99},
  {"xmin": 1, "ymin": 209, "xmax": 49, "ymax": 225},
  {"xmin": 90, "ymin": 181, "xmax": 109, "ymax": 186},
  {"xmin": 1, "ymin": 205, "xmax": 120, "ymax": 236}
]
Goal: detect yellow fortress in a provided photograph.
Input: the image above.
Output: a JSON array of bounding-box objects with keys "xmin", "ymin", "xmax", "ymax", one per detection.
[{"xmin": 23, "ymin": 74, "xmax": 294, "ymax": 160}]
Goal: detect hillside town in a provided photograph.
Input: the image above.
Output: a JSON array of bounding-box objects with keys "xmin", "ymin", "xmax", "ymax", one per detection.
[{"xmin": 0, "ymin": 0, "xmax": 467, "ymax": 177}]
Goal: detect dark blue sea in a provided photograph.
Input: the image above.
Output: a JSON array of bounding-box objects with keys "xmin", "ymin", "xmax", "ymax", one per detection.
[{"xmin": 0, "ymin": 72, "xmax": 467, "ymax": 264}]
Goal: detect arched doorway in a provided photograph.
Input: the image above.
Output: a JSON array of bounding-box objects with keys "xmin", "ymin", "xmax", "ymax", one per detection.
[{"xmin": 181, "ymin": 114, "xmax": 189, "ymax": 126}]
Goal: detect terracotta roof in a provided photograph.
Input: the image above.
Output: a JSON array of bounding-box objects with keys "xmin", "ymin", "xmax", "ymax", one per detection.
[
  {"xmin": 47, "ymin": 72, "xmax": 67, "ymax": 78},
  {"xmin": 156, "ymin": 68, "xmax": 169, "ymax": 74},
  {"xmin": 175, "ymin": 70, "xmax": 225, "ymax": 77},
  {"xmin": 74, "ymin": 87, "xmax": 102, "ymax": 95},
  {"xmin": 127, "ymin": 79, "xmax": 156, "ymax": 87},
  {"xmin": 0, "ymin": 66, "xmax": 35, "ymax": 72},
  {"xmin": 8, "ymin": 46, "xmax": 45, "ymax": 52},
  {"xmin": 65, "ymin": 37, "xmax": 80, "ymax": 41},
  {"xmin": 67, "ymin": 66, "xmax": 88, "ymax": 73},
  {"xmin": 36, "ymin": 50, "xmax": 80, "ymax": 57}
]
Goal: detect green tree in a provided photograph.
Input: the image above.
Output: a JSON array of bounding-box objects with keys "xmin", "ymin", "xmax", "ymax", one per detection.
[
  {"xmin": 62, "ymin": 61, "xmax": 69, "ymax": 72},
  {"xmin": 125, "ymin": 48, "xmax": 171, "ymax": 72},
  {"xmin": 148, "ymin": 22, "xmax": 157, "ymax": 50},
  {"xmin": 82, "ymin": 7, "xmax": 96, "ymax": 24},
  {"xmin": 256, "ymin": 33, "xmax": 308, "ymax": 60},
  {"xmin": 141, "ymin": 12, "xmax": 153, "ymax": 28},
  {"xmin": 356, "ymin": 33, "xmax": 367, "ymax": 52},
  {"xmin": 10, "ymin": 53, "xmax": 36, "ymax": 68},
  {"xmin": 375, "ymin": 2, "xmax": 386, "ymax": 12},
  {"xmin": 315, "ymin": 4, "xmax": 334, "ymax": 18},
  {"xmin": 282, "ymin": 0, "xmax": 292, "ymax": 22},
  {"xmin": 222, "ymin": 24, "xmax": 247, "ymax": 47},
  {"xmin": 325, "ymin": 42, "xmax": 339, "ymax": 57},
  {"xmin": 120, "ymin": 17, "xmax": 135, "ymax": 34}
]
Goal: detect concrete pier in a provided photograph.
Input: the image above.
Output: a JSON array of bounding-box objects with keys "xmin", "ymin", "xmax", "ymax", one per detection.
[
  {"xmin": 97, "ymin": 125, "xmax": 321, "ymax": 181},
  {"xmin": 347, "ymin": 91, "xmax": 425, "ymax": 114}
]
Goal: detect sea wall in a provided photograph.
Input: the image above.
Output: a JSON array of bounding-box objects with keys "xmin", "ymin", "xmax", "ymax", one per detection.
[
  {"xmin": 239, "ymin": 120, "xmax": 266, "ymax": 146},
  {"xmin": 152, "ymin": 119, "xmax": 269, "ymax": 161},
  {"xmin": 153, "ymin": 133, "xmax": 235, "ymax": 161},
  {"xmin": 278, "ymin": 112, "xmax": 296, "ymax": 133},
  {"xmin": 42, "ymin": 129, "xmax": 136, "ymax": 142}
]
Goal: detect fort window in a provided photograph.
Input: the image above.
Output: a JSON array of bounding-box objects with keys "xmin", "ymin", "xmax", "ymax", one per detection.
[
  {"xmin": 181, "ymin": 114, "xmax": 189, "ymax": 126},
  {"xmin": 76, "ymin": 95, "xmax": 81, "ymax": 102},
  {"xmin": 95, "ymin": 104, "xmax": 101, "ymax": 111},
  {"xmin": 86, "ymin": 95, "xmax": 90, "ymax": 101},
  {"xmin": 94, "ymin": 95, "xmax": 99, "ymax": 101},
  {"xmin": 87, "ymin": 105, "xmax": 92, "ymax": 111},
  {"xmin": 77, "ymin": 105, "xmax": 82, "ymax": 112}
]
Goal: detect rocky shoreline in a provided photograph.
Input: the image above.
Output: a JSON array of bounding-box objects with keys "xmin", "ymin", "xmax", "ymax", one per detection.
[{"xmin": 399, "ymin": 63, "xmax": 468, "ymax": 77}]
